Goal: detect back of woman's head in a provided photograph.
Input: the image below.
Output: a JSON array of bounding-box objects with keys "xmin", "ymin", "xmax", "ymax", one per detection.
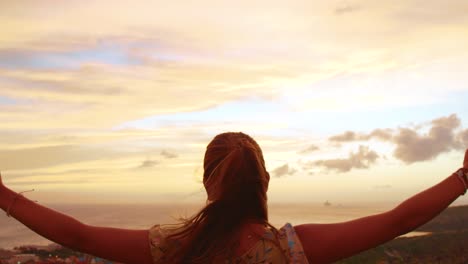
[
  {"xmin": 165, "ymin": 132, "xmax": 271, "ymax": 263},
  {"xmin": 203, "ymin": 132, "xmax": 270, "ymax": 214}
]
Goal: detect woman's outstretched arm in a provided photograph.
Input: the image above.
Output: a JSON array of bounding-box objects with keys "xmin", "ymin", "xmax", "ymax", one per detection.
[
  {"xmin": 0, "ymin": 173, "xmax": 153, "ymax": 264},
  {"xmin": 295, "ymin": 149, "xmax": 468, "ymax": 264}
]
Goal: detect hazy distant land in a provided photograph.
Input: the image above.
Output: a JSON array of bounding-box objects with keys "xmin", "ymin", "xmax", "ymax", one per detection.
[{"xmin": 338, "ymin": 205, "xmax": 468, "ymax": 263}]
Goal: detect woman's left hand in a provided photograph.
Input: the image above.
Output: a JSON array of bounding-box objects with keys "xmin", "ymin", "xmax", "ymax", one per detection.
[{"xmin": 464, "ymin": 149, "xmax": 468, "ymax": 169}]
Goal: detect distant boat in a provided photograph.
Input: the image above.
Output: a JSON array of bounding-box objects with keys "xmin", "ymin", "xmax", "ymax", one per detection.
[{"xmin": 324, "ymin": 200, "xmax": 331, "ymax": 207}]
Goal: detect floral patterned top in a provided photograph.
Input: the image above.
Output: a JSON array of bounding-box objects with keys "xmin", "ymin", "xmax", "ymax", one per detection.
[{"xmin": 148, "ymin": 223, "xmax": 309, "ymax": 263}]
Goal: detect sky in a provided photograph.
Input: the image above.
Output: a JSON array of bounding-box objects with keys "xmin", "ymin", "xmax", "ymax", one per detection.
[{"xmin": 0, "ymin": 0, "xmax": 468, "ymax": 206}]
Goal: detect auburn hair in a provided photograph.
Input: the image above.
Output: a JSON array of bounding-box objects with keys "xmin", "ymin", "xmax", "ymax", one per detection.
[{"xmin": 163, "ymin": 132, "xmax": 276, "ymax": 263}]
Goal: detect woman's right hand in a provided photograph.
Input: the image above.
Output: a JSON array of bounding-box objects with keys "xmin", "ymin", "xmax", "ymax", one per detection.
[
  {"xmin": 0, "ymin": 172, "xmax": 10, "ymax": 211},
  {"xmin": 0, "ymin": 171, "xmax": 6, "ymax": 192}
]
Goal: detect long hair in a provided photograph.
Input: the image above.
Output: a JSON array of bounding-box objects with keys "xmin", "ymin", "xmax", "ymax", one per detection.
[{"xmin": 163, "ymin": 132, "xmax": 274, "ymax": 263}]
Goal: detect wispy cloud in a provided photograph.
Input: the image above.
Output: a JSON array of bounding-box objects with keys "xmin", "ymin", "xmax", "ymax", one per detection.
[
  {"xmin": 0, "ymin": 145, "xmax": 99, "ymax": 170},
  {"xmin": 334, "ymin": 2, "xmax": 360, "ymax": 15},
  {"xmin": 1, "ymin": 1, "xmax": 468, "ymax": 131},
  {"xmin": 161, "ymin": 150, "xmax": 178, "ymax": 159},
  {"xmin": 298, "ymin": 145, "xmax": 320, "ymax": 155},
  {"xmin": 138, "ymin": 159, "xmax": 159, "ymax": 168},
  {"xmin": 329, "ymin": 129, "xmax": 393, "ymax": 142},
  {"xmin": 306, "ymin": 145, "xmax": 379, "ymax": 173},
  {"xmin": 271, "ymin": 163, "xmax": 297, "ymax": 178}
]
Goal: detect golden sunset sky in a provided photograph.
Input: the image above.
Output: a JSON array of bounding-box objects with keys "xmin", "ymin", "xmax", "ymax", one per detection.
[{"xmin": 1, "ymin": 0, "xmax": 468, "ymax": 205}]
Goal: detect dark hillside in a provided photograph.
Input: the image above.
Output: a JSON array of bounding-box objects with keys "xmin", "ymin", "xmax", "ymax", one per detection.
[{"xmin": 337, "ymin": 205, "xmax": 468, "ymax": 264}]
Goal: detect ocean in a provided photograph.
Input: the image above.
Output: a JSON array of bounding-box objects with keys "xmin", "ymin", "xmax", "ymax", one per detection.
[{"xmin": 0, "ymin": 202, "xmax": 393, "ymax": 249}]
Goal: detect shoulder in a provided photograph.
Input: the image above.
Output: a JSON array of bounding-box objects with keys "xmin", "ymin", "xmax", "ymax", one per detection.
[
  {"xmin": 277, "ymin": 223, "xmax": 309, "ymax": 263},
  {"xmin": 148, "ymin": 225, "xmax": 179, "ymax": 263},
  {"xmin": 148, "ymin": 225, "xmax": 165, "ymax": 262},
  {"xmin": 149, "ymin": 224, "xmax": 167, "ymax": 243}
]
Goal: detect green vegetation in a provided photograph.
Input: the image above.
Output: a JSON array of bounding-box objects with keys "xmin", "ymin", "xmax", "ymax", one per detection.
[{"xmin": 336, "ymin": 205, "xmax": 468, "ymax": 264}]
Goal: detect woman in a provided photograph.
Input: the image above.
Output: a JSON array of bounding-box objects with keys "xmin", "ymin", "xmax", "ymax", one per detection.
[{"xmin": 1, "ymin": 132, "xmax": 467, "ymax": 263}]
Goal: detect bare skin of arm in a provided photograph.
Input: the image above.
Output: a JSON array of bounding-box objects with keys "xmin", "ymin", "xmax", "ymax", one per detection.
[
  {"xmin": 0, "ymin": 175, "xmax": 153, "ymax": 264},
  {"xmin": 295, "ymin": 149, "xmax": 468, "ymax": 264}
]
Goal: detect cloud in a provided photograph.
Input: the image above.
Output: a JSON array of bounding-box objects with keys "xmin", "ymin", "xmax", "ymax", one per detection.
[
  {"xmin": 138, "ymin": 159, "xmax": 159, "ymax": 168},
  {"xmin": 459, "ymin": 129, "xmax": 468, "ymax": 147},
  {"xmin": 298, "ymin": 145, "xmax": 319, "ymax": 154},
  {"xmin": 6, "ymin": 168, "xmax": 98, "ymax": 179},
  {"xmin": 368, "ymin": 129, "xmax": 393, "ymax": 141},
  {"xmin": 1, "ymin": 1, "xmax": 468, "ymax": 133},
  {"xmin": 334, "ymin": 2, "xmax": 360, "ymax": 15},
  {"xmin": 8, "ymin": 179, "xmax": 90, "ymax": 186},
  {"xmin": 161, "ymin": 150, "xmax": 178, "ymax": 159},
  {"xmin": 271, "ymin": 164, "xmax": 297, "ymax": 178},
  {"xmin": 329, "ymin": 129, "xmax": 393, "ymax": 142},
  {"xmin": 329, "ymin": 131, "xmax": 359, "ymax": 142},
  {"xmin": 311, "ymin": 146, "xmax": 379, "ymax": 172},
  {"xmin": 393, "ymin": 114, "xmax": 461, "ymax": 163},
  {"xmin": 0, "ymin": 145, "xmax": 114, "ymax": 170},
  {"xmin": 328, "ymin": 114, "xmax": 464, "ymax": 164},
  {"xmin": 0, "ymin": 58, "xmax": 289, "ymax": 130}
]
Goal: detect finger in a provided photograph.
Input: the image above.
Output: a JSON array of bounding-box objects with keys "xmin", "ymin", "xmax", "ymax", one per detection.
[{"xmin": 464, "ymin": 149, "xmax": 468, "ymax": 168}]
